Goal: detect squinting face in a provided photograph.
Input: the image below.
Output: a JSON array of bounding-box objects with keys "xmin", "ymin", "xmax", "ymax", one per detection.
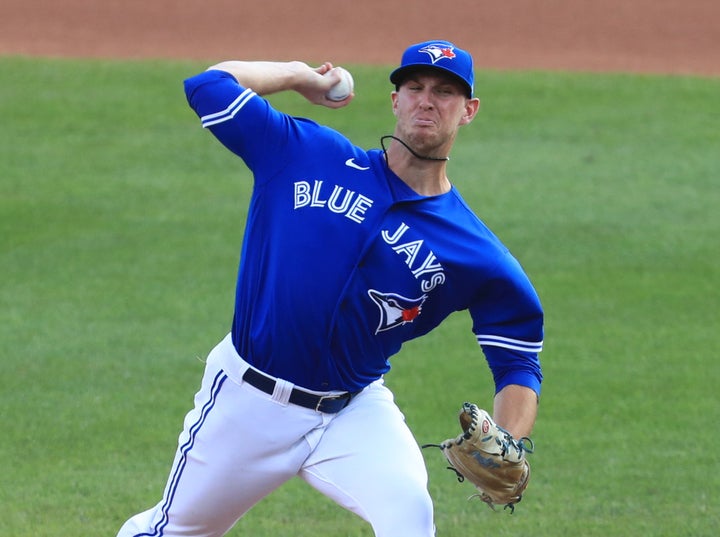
[{"xmin": 391, "ymin": 72, "xmax": 479, "ymax": 158}]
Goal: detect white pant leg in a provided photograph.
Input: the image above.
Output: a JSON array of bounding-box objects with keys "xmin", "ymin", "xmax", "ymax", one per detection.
[
  {"xmin": 117, "ymin": 335, "xmax": 326, "ymax": 537},
  {"xmin": 299, "ymin": 380, "xmax": 435, "ymax": 537}
]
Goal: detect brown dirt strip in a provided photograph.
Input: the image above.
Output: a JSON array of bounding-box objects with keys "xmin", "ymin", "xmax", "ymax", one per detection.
[{"xmin": 1, "ymin": 0, "xmax": 718, "ymax": 76}]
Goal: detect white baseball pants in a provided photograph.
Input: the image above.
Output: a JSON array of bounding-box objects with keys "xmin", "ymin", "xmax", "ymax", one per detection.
[{"xmin": 116, "ymin": 334, "xmax": 435, "ymax": 537}]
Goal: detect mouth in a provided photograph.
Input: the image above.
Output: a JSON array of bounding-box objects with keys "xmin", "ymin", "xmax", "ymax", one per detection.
[{"xmin": 414, "ymin": 117, "xmax": 436, "ymax": 127}]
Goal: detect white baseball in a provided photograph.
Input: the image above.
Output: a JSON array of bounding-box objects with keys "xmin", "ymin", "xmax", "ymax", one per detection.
[{"xmin": 324, "ymin": 67, "xmax": 354, "ymax": 101}]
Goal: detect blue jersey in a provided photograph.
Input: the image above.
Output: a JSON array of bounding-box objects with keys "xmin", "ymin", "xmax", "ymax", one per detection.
[{"xmin": 184, "ymin": 70, "xmax": 544, "ymax": 394}]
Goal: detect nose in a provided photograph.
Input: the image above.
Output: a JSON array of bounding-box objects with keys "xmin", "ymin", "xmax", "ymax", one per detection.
[{"xmin": 418, "ymin": 89, "xmax": 434, "ymax": 109}]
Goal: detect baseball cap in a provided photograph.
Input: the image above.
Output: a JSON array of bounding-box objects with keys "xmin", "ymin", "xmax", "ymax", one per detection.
[{"xmin": 390, "ymin": 40, "xmax": 475, "ymax": 97}]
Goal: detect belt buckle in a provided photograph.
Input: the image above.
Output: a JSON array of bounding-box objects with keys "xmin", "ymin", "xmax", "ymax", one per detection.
[{"xmin": 314, "ymin": 394, "xmax": 342, "ymax": 412}]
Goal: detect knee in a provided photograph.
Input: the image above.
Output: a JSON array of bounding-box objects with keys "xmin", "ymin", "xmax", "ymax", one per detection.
[{"xmin": 369, "ymin": 482, "xmax": 435, "ymax": 537}]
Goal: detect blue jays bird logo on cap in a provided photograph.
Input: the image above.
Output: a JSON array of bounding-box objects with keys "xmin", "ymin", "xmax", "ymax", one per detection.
[
  {"xmin": 368, "ymin": 290, "xmax": 427, "ymax": 333},
  {"xmin": 418, "ymin": 43, "xmax": 457, "ymax": 64}
]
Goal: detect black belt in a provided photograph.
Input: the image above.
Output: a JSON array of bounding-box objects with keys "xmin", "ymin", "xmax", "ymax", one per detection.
[{"xmin": 242, "ymin": 367, "xmax": 357, "ymax": 413}]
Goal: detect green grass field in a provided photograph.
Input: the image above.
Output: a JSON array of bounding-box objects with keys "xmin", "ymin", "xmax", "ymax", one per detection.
[{"xmin": 1, "ymin": 56, "xmax": 718, "ymax": 536}]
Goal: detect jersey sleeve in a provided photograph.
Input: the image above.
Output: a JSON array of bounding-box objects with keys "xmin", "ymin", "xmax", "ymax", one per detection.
[
  {"xmin": 469, "ymin": 252, "xmax": 544, "ymax": 395},
  {"xmin": 183, "ymin": 69, "xmax": 305, "ymax": 182}
]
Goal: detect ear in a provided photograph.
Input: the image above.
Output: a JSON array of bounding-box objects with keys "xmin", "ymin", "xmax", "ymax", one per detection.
[
  {"xmin": 460, "ymin": 97, "xmax": 481, "ymax": 126},
  {"xmin": 391, "ymin": 91, "xmax": 399, "ymax": 116}
]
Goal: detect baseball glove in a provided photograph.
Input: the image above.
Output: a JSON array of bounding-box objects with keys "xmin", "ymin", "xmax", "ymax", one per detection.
[{"xmin": 423, "ymin": 402, "xmax": 534, "ymax": 513}]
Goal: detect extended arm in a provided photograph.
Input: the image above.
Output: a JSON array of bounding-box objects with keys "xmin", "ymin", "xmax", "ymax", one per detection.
[{"xmin": 207, "ymin": 60, "xmax": 353, "ymax": 108}]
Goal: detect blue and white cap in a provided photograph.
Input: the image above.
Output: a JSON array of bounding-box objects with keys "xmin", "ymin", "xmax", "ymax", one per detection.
[{"xmin": 390, "ymin": 40, "xmax": 475, "ymax": 97}]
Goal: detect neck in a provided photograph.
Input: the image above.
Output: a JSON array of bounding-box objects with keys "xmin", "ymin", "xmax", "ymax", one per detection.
[
  {"xmin": 381, "ymin": 135, "xmax": 450, "ymax": 162},
  {"xmin": 382, "ymin": 136, "xmax": 452, "ymax": 196}
]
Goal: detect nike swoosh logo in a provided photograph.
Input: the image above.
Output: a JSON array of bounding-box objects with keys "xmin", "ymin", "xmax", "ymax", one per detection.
[{"xmin": 345, "ymin": 158, "xmax": 370, "ymax": 171}]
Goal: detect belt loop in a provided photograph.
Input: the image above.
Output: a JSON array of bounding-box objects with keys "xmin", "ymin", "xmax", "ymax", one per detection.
[{"xmin": 272, "ymin": 378, "xmax": 293, "ymax": 406}]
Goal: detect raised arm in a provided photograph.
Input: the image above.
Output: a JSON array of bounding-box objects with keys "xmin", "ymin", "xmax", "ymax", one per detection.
[{"xmin": 207, "ymin": 60, "xmax": 353, "ymax": 108}]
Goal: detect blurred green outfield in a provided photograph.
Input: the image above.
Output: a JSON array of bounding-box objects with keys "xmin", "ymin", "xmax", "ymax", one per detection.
[{"xmin": 0, "ymin": 57, "xmax": 718, "ymax": 536}]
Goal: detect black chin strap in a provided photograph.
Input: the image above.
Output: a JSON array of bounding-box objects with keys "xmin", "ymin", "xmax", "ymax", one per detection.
[{"xmin": 380, "ymin": 135, "xmax": 450, "ymax": 162}]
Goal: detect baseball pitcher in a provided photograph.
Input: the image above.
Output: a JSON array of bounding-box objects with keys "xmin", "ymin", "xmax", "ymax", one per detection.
[{"xmin": 116, "ymin": 40, "xmax": 544, "ymax": 537}]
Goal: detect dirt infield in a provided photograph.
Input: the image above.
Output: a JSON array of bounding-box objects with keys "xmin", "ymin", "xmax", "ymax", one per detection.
[{"xmin": 1, "ymin": 0, "xmax": 718, "ymax": 76}]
